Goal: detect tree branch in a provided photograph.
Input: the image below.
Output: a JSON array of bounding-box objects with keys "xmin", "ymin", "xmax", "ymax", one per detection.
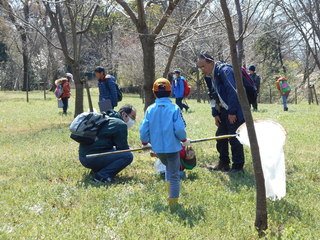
[
  {"xmin": 153, "ymin": 0, "xmax": 181, "ymax": 35},
  {"xmin": 115, "ymin": 0, "xmax": 138, "ymax": 28},
  {"xmin": 77, "ymin": 4, "xmax": 99, "ymax": 34}
]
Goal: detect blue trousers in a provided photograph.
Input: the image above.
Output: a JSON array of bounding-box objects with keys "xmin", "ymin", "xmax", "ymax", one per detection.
[
  {"xmin": 216, "ymin": 109, "xmax": 245, "ymax": 169},
  {"xmin": 157, "ymin": 152, "xmax": 180, "ymax": 198},
  {"xmin": 79, "ymin": 151, "xmax": 133, "ymax": 180},
  {"xmin": 282, "ymin": 94, "xmax": 289, "ymax": 108}
]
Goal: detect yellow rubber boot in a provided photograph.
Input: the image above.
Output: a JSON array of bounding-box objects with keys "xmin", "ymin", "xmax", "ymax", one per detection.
[
  {"xmin": 168, "ymin": 198, "xmax": 179, "ymax": 210},
  {"xmin": 166, "ymin": 182, "xmax": 170, "ymax": 196}
]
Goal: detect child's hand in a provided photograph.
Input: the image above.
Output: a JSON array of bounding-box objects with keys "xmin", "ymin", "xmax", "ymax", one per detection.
[
  {"xmin": 181, "ymin": 138, "xmax": 191, "ymax": 147},
  {"xmin": 141, "ymin": 143, "xmax": 152, "ymax": 150}
]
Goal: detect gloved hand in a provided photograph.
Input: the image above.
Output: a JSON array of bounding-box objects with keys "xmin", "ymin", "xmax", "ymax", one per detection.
[
  {"xmin": 181, "ymin": 138, "xmax": 191, "ymax": 147},
  {"xmin": 141, "ymin": 143, "xmax": 152, "ymax": 150}
]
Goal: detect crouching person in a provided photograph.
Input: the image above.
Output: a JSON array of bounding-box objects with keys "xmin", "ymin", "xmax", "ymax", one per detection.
[
  {"xmin": 140, "ymin": 78, "xmax": 190, "ymax": 208},
  {"xmin": 78, "ymin": 104, "xmax": 137, "ymax": 183}
]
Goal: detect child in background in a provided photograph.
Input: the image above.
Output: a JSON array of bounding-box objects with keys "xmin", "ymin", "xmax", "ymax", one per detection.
[{"xmin": 140, "ymin": 78, "xmax": 190, "ymax": 208}]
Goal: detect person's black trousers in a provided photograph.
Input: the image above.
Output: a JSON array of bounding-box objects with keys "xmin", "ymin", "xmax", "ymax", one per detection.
[
  {"xmin": 215, "ymin": 108, "xmax": 245, "ymax": 170},
  {"xmin": 61, "ymin": 97, "xmax": 69, "ymax": 114},
  {"xmin": 175, "ymin": 97, "xmax": 188, "ymax": 111}
]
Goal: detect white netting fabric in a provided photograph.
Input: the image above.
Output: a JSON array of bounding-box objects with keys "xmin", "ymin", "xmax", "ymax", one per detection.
[{"xmin": 236, "ymin": 119, "xmax": 287, "ymax": 201}]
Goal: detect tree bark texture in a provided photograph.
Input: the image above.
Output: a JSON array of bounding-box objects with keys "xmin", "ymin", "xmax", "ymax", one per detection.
[
  {"xmin": 220, "ymin": 0, "xmax": 268, "ymax": 231},
  {"xmin": 139, "ymin": 35, "xmax": 156, "ymax": 110}
]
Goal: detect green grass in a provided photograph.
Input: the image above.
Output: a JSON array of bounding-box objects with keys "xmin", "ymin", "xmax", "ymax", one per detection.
[{"xmin": 0, "ymin": 90, "xmax": 319, "ymax": 240}]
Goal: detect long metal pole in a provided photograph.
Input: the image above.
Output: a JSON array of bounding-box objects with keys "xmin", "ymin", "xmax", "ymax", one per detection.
[{"xmin": 86, "ymin": 134, "xmax": 237, "ymax": 158}]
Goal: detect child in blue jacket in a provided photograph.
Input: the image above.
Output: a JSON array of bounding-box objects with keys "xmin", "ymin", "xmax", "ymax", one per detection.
[{"xmin": 140, "ymin": 78, "xmax": 190, "ymax": 208}]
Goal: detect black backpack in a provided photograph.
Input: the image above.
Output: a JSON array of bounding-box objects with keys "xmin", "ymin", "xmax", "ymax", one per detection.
[
  {"xmin": 115, "ymin": 82, "xmax": 123, "ymax": 102},
  {"xmin": 216, "ymin": 62, "xmax": 257, "ymax": 104},
  {"xmin": 69, "ymin": 112, "xmax": 109, "ymax": 145}
]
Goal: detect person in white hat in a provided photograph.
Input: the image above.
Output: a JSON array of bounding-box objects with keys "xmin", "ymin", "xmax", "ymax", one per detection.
[{"xmin": 55, "ymin": 73, "xmax": 73, "ymax": 114}]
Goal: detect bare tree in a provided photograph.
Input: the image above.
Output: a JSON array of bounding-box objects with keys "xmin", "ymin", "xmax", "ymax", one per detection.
[
  {"xmin": 43, "ymin": 0, "xmax": 98, "ymax": 116},
  {"xmin": 0, "ymin": 0, "xmax": 31, "ymax": 94},
  {"xmin": 220, "ymin": 0, "xmax": 267, "ymax": 232},
  {"xmin": 115, "ymin": 0, "xmax": 181, "ymax": 110},
  {"xmin": 159, "ymin": 0, "xmax": 211, "ymax": 78}
]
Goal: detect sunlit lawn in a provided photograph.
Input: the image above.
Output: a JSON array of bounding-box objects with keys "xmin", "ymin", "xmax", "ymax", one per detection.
[{"xmin": 0, "ymin": 90, "xmax": 319, "ymax": 239}]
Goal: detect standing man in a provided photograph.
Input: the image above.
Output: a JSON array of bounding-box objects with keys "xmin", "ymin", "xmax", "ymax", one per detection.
[
  {"xmin": 171, "ymin": 70, "xmax": 189, "ymax": 112},
  {"xmin": 95, "ymin": 66, "xmax": 118, "ymax": 112},
  {"xmin": 248, "ymin": 65, "xmax": 261, "ymax": 111},
  {"xmin": 78, "ymin": 104, "xmax": 136, "ymax": 183},
  {"xmin": 197, "ymin": 54, "xmax": 245, "ymax": 173}
]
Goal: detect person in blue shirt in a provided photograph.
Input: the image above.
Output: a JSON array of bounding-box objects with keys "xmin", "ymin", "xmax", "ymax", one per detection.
[
  {"xmin": 197, "ymin": 54, "xmax": 245, "ymax": 173},
  {"xmin": 248, "ymin": 65, "xmax": 261, "ymax": 111},
  {"xmin": 171, "ymin": 70, "xmax": 189, "ymax": 112},
  {"xmin": 140, "ymin": 78, "xmax": 190, "ymax": 208},
  {"xmin": 95, "ymin": 66, "xmax": 118, "ymax": 111}
]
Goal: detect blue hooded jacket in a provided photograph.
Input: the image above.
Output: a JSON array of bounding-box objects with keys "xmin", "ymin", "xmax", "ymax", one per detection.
[
  {"xmin": 140, "ymin": 97, "xmax": 187, "ymax": 153},
  {"xmin": 171, "ymin": 76, "xmax": 185, "ymax": 98},
  {"xmin": 98, "ymin": 75, "xmax": 118, "ymax": 108},
  {"xmin": 205, "ymin": 63, "xmax": 244, "ymax": 122}
]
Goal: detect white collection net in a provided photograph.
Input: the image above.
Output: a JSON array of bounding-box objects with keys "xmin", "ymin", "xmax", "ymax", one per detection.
[{"xmin": 236, "ymin": 119, "xmax": 287, "ymax": 201}]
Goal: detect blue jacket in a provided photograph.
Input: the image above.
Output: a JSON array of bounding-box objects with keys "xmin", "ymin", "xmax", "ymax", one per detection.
[
  {"xmin": 140, "ymin": 97, "xmax": 187, "ymax": 153},
  {"xmin": 206, "ymin": 63, "xmax": 244, "ymax": 121},
  {"xmin": 172, "ymin": 76, "xmax": 185, "ymax": 98},
  {"xmin": 98, "ymin": 75, "xmax": 118, "ymax": 108}
]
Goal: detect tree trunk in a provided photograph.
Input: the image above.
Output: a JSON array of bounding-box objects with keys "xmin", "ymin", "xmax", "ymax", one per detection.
[
  {"xmin": 21, "ymin": 35, "xmax": 29, "ymax": 92},
  {"xmin": 277, "ymin": 40, "xmax": 286, "ymax": 73},
  {"xmin": 139, "ymin": 35, "xmax": 156, "ymax": 110},
  {"xmin": 196, "ymin": 67, "xmax": 201, "ymax": 103},
  {"xmin": 163, "ymin": 34, "xmax": 181, "ymax": 78},
  {"xmin": 71, "ymin": 63, "xmax": 84, "ymax": 117},
  {"xmin": 220, "ymin": 0, "xmax": 268, "ymax": 232},
  {"xmin": 235, "ymin": 0, "xmax": 244, "ymax": 66}
]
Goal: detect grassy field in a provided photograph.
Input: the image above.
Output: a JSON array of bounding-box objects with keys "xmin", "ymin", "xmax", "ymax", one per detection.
[{"xmin": 0, "ymin": 90, "xmax": 319, "ymax": 240}]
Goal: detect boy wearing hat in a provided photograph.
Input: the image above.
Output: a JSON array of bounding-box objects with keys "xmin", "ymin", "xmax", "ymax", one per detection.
[
  {"xmin": 140, "ymin": 78, "xmax": 190, "ymax": 208},
  {"xmin": 248, "ymin": 65, "xmax": 261, "ymax": 111}
]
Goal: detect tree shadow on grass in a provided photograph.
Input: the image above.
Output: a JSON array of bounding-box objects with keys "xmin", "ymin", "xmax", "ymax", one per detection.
[
  {"xmin": 76, "ymin": 171, "xmax": 147, "ymax": 189},
  {"xmin": 218, "ymin": 170, "xmax": 256, "ymax": 193},
  {"xmin": 153, "ymin": 202, "xmax": 206, "ymax": 228}
]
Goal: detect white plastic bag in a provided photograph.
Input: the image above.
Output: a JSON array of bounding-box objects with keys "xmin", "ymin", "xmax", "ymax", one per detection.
[
  {"xmin": 154, "ymin": 159, "xmax": 166, "ymax": 174},
  {"xmin": 236, "ymin": 119, "xmax": 287, "ymax": 201}
]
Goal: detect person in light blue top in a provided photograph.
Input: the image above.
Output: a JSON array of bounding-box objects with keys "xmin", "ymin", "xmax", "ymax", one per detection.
[{"xmin": 140, "ymin": 78, "xmax": 190, "ymax": 208}]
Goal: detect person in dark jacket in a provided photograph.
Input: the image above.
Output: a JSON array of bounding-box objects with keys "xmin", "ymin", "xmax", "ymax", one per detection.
[
  {"xmin": 78, "ymin": 104, "xmax": 136, "ymax": 183},
  {"xmin": 197, "ymin": 54, "xmax": 245, "ymax": 173},
  {"xmin": 55, "ymin": 73, "xmax": 73, "ymax": 115},
  {"xmin": 95, "ymin": 67, "xmax": 118, "ymax": 112},
  {"xmin": 248, "ymin": 65, "xmax": 261, "ymax": 111}
]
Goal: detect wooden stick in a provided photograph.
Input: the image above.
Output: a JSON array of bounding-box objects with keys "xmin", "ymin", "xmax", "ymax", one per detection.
[{"xmin": 86, "ymin": 134, "xmax": 237, "ymax": 158}]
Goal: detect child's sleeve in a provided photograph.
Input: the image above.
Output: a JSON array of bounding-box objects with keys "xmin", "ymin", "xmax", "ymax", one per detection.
[
  {"xmin": 140, "ymin": 111, "xmax": 150, "ymax": 144},
  {"xmin": 173, "ymin": 108, "xmax": 187, "ymax": 141}
]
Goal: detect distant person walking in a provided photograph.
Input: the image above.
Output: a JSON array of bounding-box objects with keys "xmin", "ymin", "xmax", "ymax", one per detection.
[
  {"xmin": 95, "ymin": 67, "xmax": 118, "ymax": 112},
  {"xmin": 55, "ymin": 73, "xmax": 73, "ymax": 115},
  {"xmin": 275, "ymin": 76, "xmax": 291, "ymax": 111},
  {"xmin": 171, "ymin": 70, "xmax": 189, "ymax": 112},
  {"xmin": 248, "ymin": 65, "xmax": 261, "ymax": 111}
]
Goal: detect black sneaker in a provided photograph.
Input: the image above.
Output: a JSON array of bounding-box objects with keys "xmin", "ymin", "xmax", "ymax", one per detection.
[
  {"xmin": 208, "ymin": 164, "xmax": 230, "ymax": 172},
  {"xmin": 93, "ymin": 176, "xmax": 114, "ymax": 184},
  {"xmin": 284, "ymin": 107, "xmax": 288, "ymax": 111},
  {"xmin": 226, "ymin": 168, "xmax": 243, "ymax": 174}
]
